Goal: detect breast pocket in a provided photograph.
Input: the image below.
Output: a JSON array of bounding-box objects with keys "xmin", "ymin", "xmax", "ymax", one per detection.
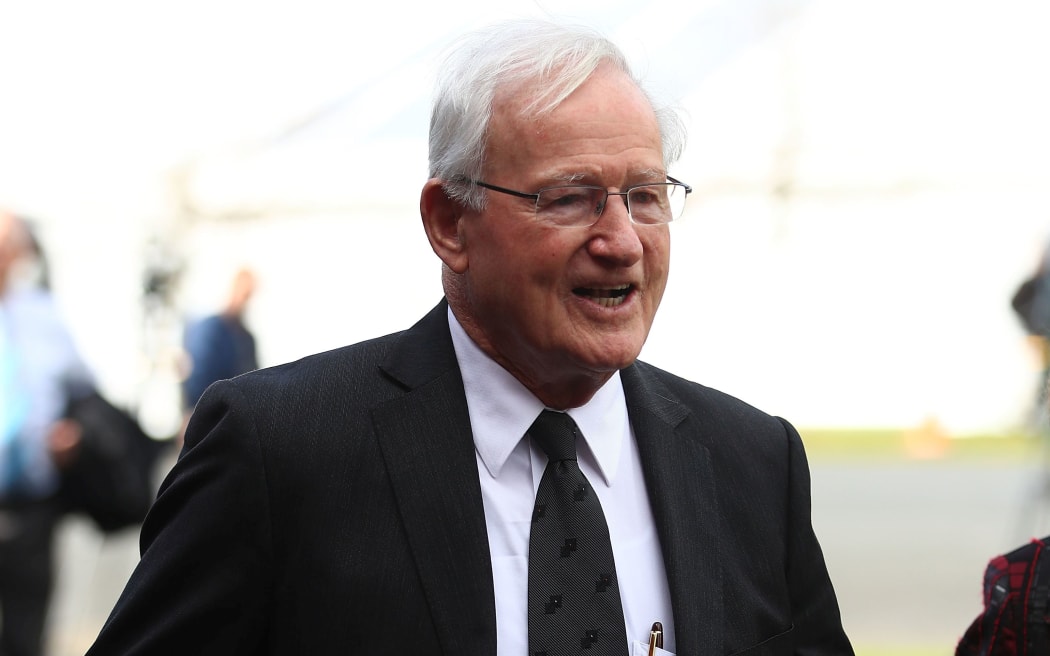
[{"xmin": 727, "ymin": 624, "xmax": 793, "ymax": 656}]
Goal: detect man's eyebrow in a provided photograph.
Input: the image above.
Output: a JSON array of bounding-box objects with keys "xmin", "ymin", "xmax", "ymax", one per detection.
[
  {"xmin": 546, "ymin": 170, "xmax": 667, "ymax": 186},
  {"xmin": 633, "ymin": 167, "xmax": 667, "ymax": 181},
  {"xmin": 546, "ymin": 172, "xmax": 587, "ymax": 184}
]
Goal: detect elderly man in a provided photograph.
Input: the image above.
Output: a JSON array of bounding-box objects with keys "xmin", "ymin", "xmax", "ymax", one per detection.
[{"xmin": 87, "ymin": 20, "xmax": 852, "ymax": 656}]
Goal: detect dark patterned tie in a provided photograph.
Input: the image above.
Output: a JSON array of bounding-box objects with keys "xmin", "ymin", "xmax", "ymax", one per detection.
[{"xmin": 527, "ymin": 410, "xmax": 628, "ymax": 656}]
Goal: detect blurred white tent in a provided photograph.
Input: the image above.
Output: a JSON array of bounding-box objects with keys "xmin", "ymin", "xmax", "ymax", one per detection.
[{"xmin": 2, "ymin": 0, "xmax": 1049, "ymax": 434}]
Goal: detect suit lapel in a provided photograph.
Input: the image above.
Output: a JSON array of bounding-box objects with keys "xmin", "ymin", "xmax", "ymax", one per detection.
[
  {"xmin": 372, "ymin": 302, "xmax": 497, "ymax": 656},
  {"xmin": 369, "ymin": 304, "xmax": 723, "ymax": 655},
  {"xmin": 622, "ymin": 364, "xmax": 723, "ymax": 656}
]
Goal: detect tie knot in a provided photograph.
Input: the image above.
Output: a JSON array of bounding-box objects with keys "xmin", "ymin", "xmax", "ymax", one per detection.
[{"xmin": 529, "ymin": 410, "xmax": 578, "ymax": 462}]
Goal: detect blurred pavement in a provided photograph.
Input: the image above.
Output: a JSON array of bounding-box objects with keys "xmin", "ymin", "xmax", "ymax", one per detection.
[{"xmin": 814, "ymin": 457, "xmax": 1049, "ymax": 651}]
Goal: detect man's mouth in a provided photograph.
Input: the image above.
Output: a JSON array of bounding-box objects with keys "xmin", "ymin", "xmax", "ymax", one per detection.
[{"xmin": 572, "ymin": 284, "xmax": 633, "ymax": 308}]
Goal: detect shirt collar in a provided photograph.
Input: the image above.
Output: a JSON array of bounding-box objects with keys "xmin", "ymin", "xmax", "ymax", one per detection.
[{"xmin": 448, "ymin": 307, "xmax": 626, "ymax": 486}]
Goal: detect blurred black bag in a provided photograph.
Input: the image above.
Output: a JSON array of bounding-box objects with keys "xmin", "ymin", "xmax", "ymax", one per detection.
[
  {"xmin": 956, "ymin": 536, "xmax": 1050, "ymax": 655},
  {"xmin": 60, "ymin": 392, "xmax": 166, "ymax": 533}
]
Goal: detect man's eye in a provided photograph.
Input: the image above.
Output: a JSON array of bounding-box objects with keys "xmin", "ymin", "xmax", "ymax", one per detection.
[
  {"xmin": 539, "ymin": 189, "xmax": 597, "ymax": 211},
  {"xmin": 630, "ymin": 189, "xmax": 663, "ymax": 205},
  {"xmin": 551, "ymin": 193, "xmax": 589, "ymax": 207}
]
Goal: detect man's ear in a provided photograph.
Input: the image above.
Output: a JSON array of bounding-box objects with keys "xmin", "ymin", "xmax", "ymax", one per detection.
[{"xmin": 420, "ymin": 178, "xmax": 469, "ymax": 274}]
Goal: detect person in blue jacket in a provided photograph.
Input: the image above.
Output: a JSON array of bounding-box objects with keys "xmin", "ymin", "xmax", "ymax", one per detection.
[{"xmin": 181, "ymin": 267, "xmax": 258, "ymax": 412}]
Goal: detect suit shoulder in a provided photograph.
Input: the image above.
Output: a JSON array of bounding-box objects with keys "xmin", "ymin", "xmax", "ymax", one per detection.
[
  {"xmin": 228, "ymin": 329, "xmax": 407, "ymax": 398},
  {"xmin": 631, "ymin": 360, "xmax": 783, "ymax": 427},
  {"xmin": 629, "ymin": 361, "xmax": 801, "ymax": 483}
]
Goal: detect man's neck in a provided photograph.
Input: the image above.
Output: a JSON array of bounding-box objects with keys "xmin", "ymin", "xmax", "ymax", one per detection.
[{"xmin": 449, "ymin": 307, "xmax": 613, "ymax": 409}]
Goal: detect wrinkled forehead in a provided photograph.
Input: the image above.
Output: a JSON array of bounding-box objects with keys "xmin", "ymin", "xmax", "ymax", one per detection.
[
  {"xmin": 492, "ymin": 60, "xmax": 640, "ymax": 123},
  {"xmin": 488, "ymin": 64, "xmax": 660, "ymax": 156}
]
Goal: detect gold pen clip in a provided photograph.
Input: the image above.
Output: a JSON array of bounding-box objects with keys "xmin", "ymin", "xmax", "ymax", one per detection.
[{"xmin": 647, "ymin": 621, "xmax": 663, "ymax": 656}]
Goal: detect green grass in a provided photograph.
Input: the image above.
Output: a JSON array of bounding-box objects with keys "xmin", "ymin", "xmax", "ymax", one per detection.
[{"xmin": 799, "ymin": 426, "xmax": 1043, "ymax": 462}]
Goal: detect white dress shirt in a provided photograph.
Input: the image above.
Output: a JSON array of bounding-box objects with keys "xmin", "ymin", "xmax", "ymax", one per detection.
[{"xmin": 448, "ymin": 308, "xmax": 675, "ymax": 655}]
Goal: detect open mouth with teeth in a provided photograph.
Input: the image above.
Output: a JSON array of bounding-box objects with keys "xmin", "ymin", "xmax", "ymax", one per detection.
[{"xmin": 572, "ymin": 284, "xmax": 633, "ymax": 308}]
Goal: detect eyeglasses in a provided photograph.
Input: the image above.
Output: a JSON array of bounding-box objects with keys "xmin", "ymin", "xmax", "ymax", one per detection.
[{"xmin": 464, "ymin": 176, "xmax": 692, "ymax": 227}]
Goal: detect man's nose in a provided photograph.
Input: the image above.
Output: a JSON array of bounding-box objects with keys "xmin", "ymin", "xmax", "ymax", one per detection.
[{"xmin": 588, "ymin": 193, "xmax": 643, "ymax": 264}]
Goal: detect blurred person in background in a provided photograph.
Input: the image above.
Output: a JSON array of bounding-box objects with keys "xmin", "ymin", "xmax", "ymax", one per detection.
[
  {"xmin": 963, "ymin": 244, "xmax": 1050, "ymax": 654},
  {"xmin": 86, "ymin": 19, "xmax": 851, "ymax": 655},
  {"xmin": 0, "ymin": 210, "xmax": 94, "ymax": 656},
  {"xmin": 179, "ymin": 267, "xmax": 258, "ymax": 433}
]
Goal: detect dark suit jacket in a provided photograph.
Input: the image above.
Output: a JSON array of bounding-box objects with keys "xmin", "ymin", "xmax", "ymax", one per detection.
[{"xmin": 87, "ymin": 301, "xmax": 852, "ymax": 655}]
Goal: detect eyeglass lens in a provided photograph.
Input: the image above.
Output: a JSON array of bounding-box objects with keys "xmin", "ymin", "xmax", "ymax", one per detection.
[{"xmin": 535, "ymin": 184, "xmax": 685, "ymax": 226}]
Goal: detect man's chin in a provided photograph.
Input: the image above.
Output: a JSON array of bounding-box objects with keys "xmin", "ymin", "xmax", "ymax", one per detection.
[{"xmin": 572, "ymin": 341, "xmax": 645, "ymax": 375}]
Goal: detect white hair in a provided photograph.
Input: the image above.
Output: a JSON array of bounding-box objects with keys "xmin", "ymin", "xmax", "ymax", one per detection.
[{"xmin": 428, "ymin": 19, "xmax": 687, "ymax": 210}]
